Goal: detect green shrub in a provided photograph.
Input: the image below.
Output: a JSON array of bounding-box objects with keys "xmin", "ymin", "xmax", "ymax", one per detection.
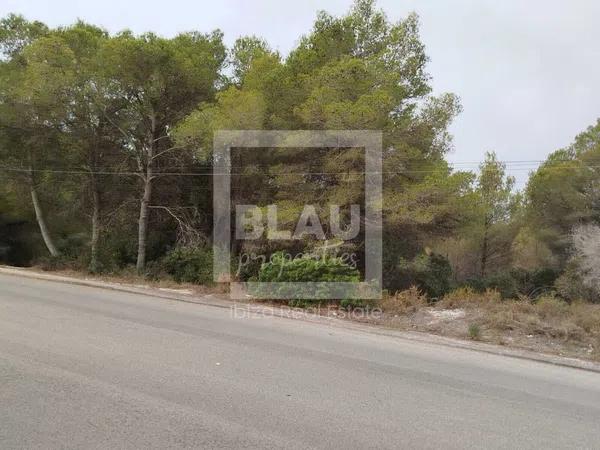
[
  {"xmin": 398, "ymin": 252, "xmax": 453, "ymax": 298},
  {"xmin": 161, "ymin": 246, "xmax": 212, "ymax": 284},
  {"xmin": 485, "ymin": 271, "xmax": 518, "ymax": 299},
  {"xmin": 464, "ymin": 277, "xmax": 487, "ymax": 292},
  {"xmin": 466, "ymin": 271, "xmax": 518, "ymax": 299},
  {"xmin": 36, "ymin": 254, "xmax": 75, "ymax": 271},
  {"xmin": 256, "ymin": 251, "xmax": 360, "ymax": 305},
  {"xmin": 508, "ymin": 267, "xmax": 558, "ymax": 298},
  {"xmin": 381, "ymin": 231, "xmax": 423, "ymax": 291},
  {"xmin": 258, "ymin": 252, "xmax": 360, "ymax": 283},
  {"xmin": 0, "ymin": 217, "xmax": 39, "ymax": 266},
  {"xmin": 34, "ymin": 233, "xmax": 89, "ymax": 272},
  {"xmin": 554, "ymin": 259, "xmax": 598, "ymax": 303},
  {"xmin": 233, "ymin": 253, "xmax": 264, "ymax": 281},
  {"xmin": 468, "ymin": 323, "xmax": 481, "ymax": 340},
  {"xmin": 464, "ymin": 268, "xmax": 559, "ymax": 300},
  {"xmin": 529, "ymin": 268, "xmax": 558, "ymax": 295},
  {"xmin": 143, "ymin": 260, "xmax": 167, "ymax": 281},
  {"xmin": 534, "ymin": 294, "xmax": 569, "ymax": 319}
]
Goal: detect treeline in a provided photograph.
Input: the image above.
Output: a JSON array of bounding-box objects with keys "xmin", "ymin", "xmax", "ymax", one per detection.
[{"xmin": 0, "ymin": 0, "xmax": 599, "ymax": 302}]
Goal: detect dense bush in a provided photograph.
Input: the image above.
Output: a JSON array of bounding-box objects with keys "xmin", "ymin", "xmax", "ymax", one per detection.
[
  {"xmin": 233, "ymin": 253, "xmax": 265, "ymax": 282},
  {"xmin": 554, "ymin": 259, "xmax": 598, "ymax": 303},
  {"xmin": 160, "ymin": 246, "xmax": 213, "ymax": 284},
  {"xmin": 36, "ymin": 254, "xmax": 78, "ymax": 272},
  {"xmin": 256, "ymin": 251, "xmax": 360, "ymax": 305},
  {"xmin": 382, "ymin": 233, "xmax": 422, "ymax": 292},
  {"xmin": 398, "ymin": 252, "xmax": 453, "ymax": 299},
  {"xmin": 97, "ymin": 224, "xmax": 139, "ymax": 271},
  {"xmin": 258, "ymin": 253, "xmax": 359, "ymax": 282},
  {"xmin": 464, "ymin": 268, "xmax": 559, "ymax": 299},
  {"xmin": 0, "ymin": 216, "xmax": 40, "ymax": 267},
  {"xmin": 509, "ymin": 267, "xmax": 558, "ymax": 298},
  {"xmin": 484, "ymin": 271, "xmax": 518, "ymax": 299}
]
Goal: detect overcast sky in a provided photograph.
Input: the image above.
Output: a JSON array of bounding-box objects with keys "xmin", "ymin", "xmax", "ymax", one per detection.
[{"xmin": 2, "ymin": 0, "xmax": 599, "ymax": 188}]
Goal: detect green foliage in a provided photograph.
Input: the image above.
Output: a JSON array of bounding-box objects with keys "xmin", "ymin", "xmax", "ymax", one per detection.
[
  {"xmin": 387, "ymin": 167, "xmax": 475, "ymax": 229},
  {"xmin": 463, "ymin": 268, "xmax": 558, "ymax": 300},
  {"xmin": 468, "ymin": 323, "xmax": 481, "ymax": 340},
  {"xmin": 160, "ymin": 246, "xmax": 213, "ymax": 284},
  {"xmin": 256, "ymin": 251, "xmax": 360, "ymax": 305},
  {"xmin": 0, "ymin": 14, "xmax": 48, "ymax": 58},
  {"xmin": 477, "ymin": 152, "xmax": 516, "ymax": 222},
  {"xmin": 36, "ymin": 254, "xmax": 77, "ymax": 271},
  {"xmin": 1, "ymin": 2, "xmax": 599, "ymax": 308},
  {"xmin": 0, "ymin": 183, "xmax": 40, "ymax": 266},
  {"xmin": 472, "ymin": 152, "xmax": 518, "ymax": 278},
  {"xmin": 484, "ymin": 272, "xmax": 518, "ymax": 299},
  {"xmin": 229, "ymin": 36, "xmax": 273, "ymax": 83},
  {"xmin": 554, "ymin": 259, "xmax": 599, "ymax": 303},
  {"xmin": 398, "ymin": 252, "xmax": 453, "ymax": 298},
  {"xmin": 526, "ymin": 119, "xmax": 600, "ymax": 264},
  {"xmin": 0, "ymin": 218, "xmax": 37, "ymax": 266},
  {"xmin": 258, "ymin": 252, "xmax": 359, "ymax": 283},
  {"xmin": 511, "ymin": 227, "xmax": 557, "ymax": 271}
]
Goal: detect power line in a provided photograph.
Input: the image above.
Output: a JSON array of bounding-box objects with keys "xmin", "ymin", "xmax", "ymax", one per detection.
[{"xmin": 1, "ymin": 163, "xmax": 594, "ymax": 177}]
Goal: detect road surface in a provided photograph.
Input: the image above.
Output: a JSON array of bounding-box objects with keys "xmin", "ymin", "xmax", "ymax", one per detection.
[{"xmin": 1, "ymin": 272, "xmax": 600, "ymax": 449}]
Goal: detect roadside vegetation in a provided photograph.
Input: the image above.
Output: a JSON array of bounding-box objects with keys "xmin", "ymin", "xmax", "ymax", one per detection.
[
  {"xmin": 377, "ymin": 287, "xmax": 600, "ymax": 361},
  {"xmin": 1, "ymin": 0, "xmax": 600, "ymax": 359}
]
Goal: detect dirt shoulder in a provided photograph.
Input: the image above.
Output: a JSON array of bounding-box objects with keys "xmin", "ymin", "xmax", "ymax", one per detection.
[
  {"xmin": 372, "ymin": 287, "xmax": 600, "ymax": 363},
  {"xmin": 2, "ymin": 265, "xmax": 600, "ymax": 373}
]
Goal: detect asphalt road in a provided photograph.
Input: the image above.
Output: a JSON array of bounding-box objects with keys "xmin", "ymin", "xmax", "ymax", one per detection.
[{"xmin": 1, "ymin": 273, "xmax": 600, "ymax": 449}]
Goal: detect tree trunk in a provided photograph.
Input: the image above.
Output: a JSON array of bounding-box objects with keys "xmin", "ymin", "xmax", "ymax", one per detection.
[
  {"xmin": 136, "ymin": 113, "xmax": 157, "ymax": 272},
  {"xmin": 136, "ymin": 167, "xmax": 152, "ymax": 272},
  {"xmin": 480, "ymin": 222, "xmax": 489, "ymax": 279},
  {"xmin": 89, "ymin": 173, "xmax": 101, "ymax": 272},
  {"xmin": 29, "ymin": 171, "xmax": 60, "ymax": 257}
]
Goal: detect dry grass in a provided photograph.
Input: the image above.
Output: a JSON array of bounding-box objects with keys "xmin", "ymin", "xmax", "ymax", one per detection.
[
  {"xmin": 478, "ymin": 295, "xmax": 600, "ymax": 344},
  {"xmin": 438, "ymin": 287, "xmax": 501, "ymax": 309},
  {"xmin": 380, "ymin": 286, "xmax": 428, "ymax": 315},
  {"xmin": 378, "ymin": 287, "xmax": 600, "ymax": 361}
]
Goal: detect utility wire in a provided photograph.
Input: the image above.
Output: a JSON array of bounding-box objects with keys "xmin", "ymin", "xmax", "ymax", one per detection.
[{"xmin": 0, "ymin": 163, "xmax": 593, "ymax": 177}]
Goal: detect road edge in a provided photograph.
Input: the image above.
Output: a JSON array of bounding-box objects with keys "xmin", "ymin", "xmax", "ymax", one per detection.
[{"xmin": 2, "ymin": 265, "xmax": 600, "ymax": 374}]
